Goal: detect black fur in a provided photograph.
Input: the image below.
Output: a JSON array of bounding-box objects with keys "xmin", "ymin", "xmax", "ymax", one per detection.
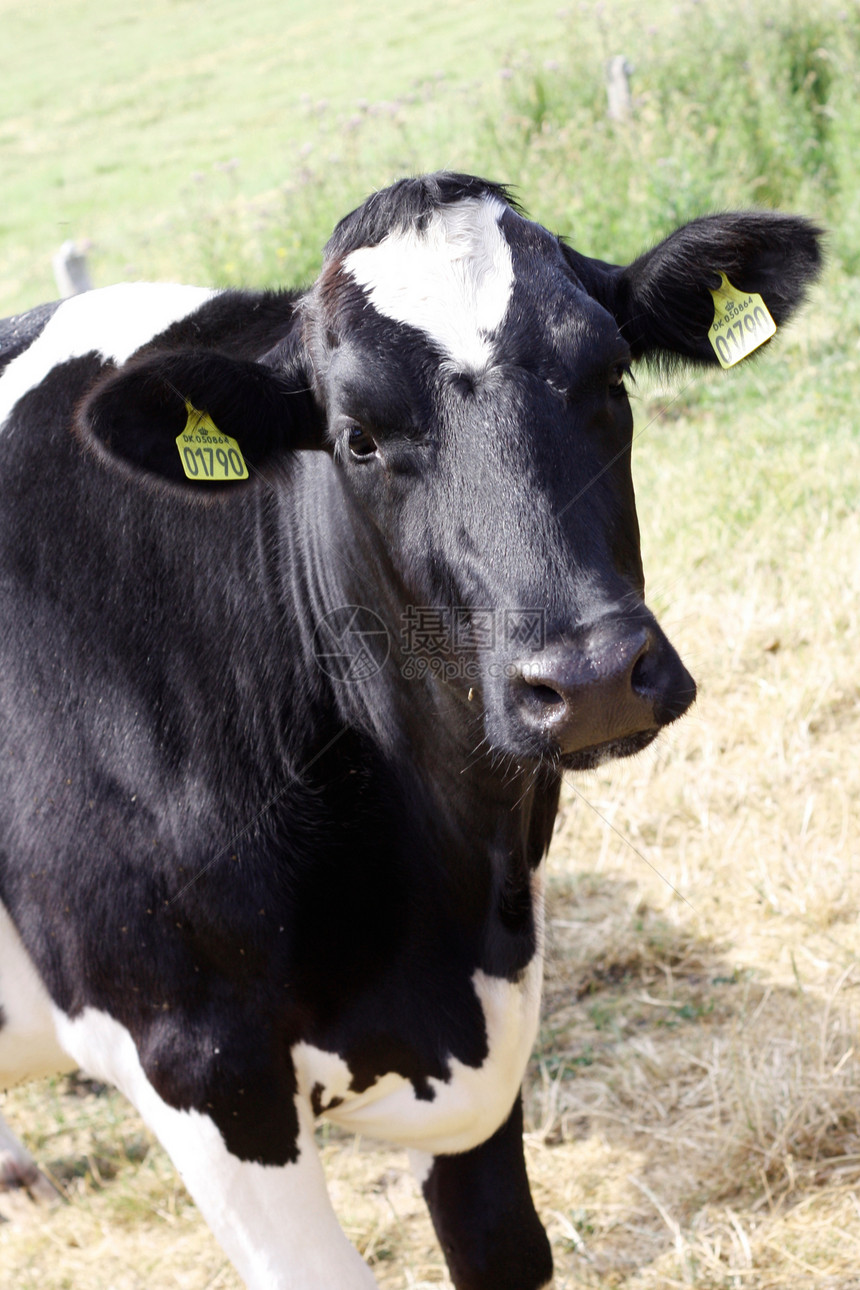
[
  {"xmin": 423, "ymin": 1096, "xmax": 553, "ymax": 1290},
  {"xmin": 564, "ymin": 209, "xmax": 822, "ymax": 367},
  {"xmin": 324, "ymin": 172, "xmax": 520, "ymax": 260},
  {"xmin": 0, "ymin": 300, "xmax": 60, "ymax": 374},
  {"xmin": 80, "ymin": 348, "xmax": 325, "ymax": 489},
  {"xmin": 0, "ymin": 173, "xmax": 822, "ymax": 1289}
]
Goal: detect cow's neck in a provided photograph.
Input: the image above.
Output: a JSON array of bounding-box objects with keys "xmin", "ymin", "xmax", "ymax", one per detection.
[{"xmin": 288, "ymin": 460, "xmax": 561, "ymax": 975}]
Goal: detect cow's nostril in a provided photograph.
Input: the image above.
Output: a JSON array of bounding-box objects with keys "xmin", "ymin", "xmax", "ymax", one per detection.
[
  {"xmin": 630, "ymin": 649, "xmax": 652, "ymax": 696},
  {"xmin": 525, "ymin": 682, "xmax": 565, "ymax": 707}
]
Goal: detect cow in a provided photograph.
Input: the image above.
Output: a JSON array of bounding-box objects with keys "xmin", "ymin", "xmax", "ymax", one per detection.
[{"xmin": 0, "ymin": 173, "xmax": 820, "ymax": 1288}]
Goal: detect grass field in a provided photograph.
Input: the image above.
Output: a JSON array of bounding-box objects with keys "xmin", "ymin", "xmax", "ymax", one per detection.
[
  {"xmin": 0, "ymin": 0, "xmax": 570, "ymax": 315},
  {"xmin": 2, "ymin": 0, "xmax": 859, "ymax": 1286}
]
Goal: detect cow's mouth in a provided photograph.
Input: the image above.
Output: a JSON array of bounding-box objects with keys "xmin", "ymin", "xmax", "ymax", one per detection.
[{"xmin": 554, "ymin": 725, "xmax": 662, "ymax": 773}]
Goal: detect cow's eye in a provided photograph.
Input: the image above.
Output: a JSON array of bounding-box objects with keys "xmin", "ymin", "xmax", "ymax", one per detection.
[
  {"xmin": 609, "ymin": 362, "xmax": 632, "ymax": 392},
  {"xmin": 346, "ymin": 422, "xmax": 378, "ymax": 460},
  {"xmin": 608, "ymin": 361, "xmax": 636, "ymax": 389}
]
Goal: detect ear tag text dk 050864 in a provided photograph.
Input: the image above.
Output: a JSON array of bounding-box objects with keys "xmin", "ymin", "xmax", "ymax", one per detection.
[
  {"xmin": 708, "ymin": 273, "xmax": 776, "ymax": 369},
  {"xmin": 176, "ymin": 401, "xmax": 249, "ymax": 481}
]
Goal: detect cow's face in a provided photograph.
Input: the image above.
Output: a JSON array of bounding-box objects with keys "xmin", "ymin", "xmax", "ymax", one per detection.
[
  {"xmin": 303, "ymin": 194, "xmax": 690, "ymax": 768},
  {"xmin": 80, "ymin": 174, "xmax": 821, "ymax": 770}
]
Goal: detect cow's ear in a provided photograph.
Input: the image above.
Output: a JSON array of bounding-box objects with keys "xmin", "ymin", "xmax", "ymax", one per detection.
[
  {"xmin": 565, "ymin": 212, "xmax": 823, "ymax": 367},
  {"xmin": 77, "ymin": 348, "xmax": 325, "ymax": 489}
]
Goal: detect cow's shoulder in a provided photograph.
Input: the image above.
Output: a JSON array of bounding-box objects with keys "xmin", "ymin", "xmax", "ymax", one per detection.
[
  {"xmin": 0, "ymin": 302, "xmax": 61, "ymax": 376},
  {"xmin": 0, "ymin": 284, "xmax": 216, "ymax": 434},
  {"xmin": 0, "ymin": 285, "xmax": 302, "ymax": 438},
  {"xmin": 136, "ymin": 286, "xmax": 303, "ymax": 360}
]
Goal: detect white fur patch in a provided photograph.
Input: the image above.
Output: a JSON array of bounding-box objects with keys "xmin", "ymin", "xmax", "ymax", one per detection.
[
  {"xmin": 0, "ymin": 902, "xmax": 74, "ymax": 1085},
  {"xmin": 407, "ymin": 1148, "xmax": 434, "ymax": 1187},
  {"xmin": 343, "ymin": 196, "xmax": 514, "ymax": 375},
  {"xmin": 52, "ymin": 1007, "xmax": 378, "ymax": 1289},
  {"xmin": 0, "ymin": 283, "xmax": 217, "ymax": 432},
  {"xmin": 293, "ymin": 957, "xmax": 543, "ymax": 1156}
]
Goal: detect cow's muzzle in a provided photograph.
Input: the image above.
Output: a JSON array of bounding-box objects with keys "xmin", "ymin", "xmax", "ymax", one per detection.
[{"xmin": 509, "ymin": 618, "xmax": 695, "ymax": 765}]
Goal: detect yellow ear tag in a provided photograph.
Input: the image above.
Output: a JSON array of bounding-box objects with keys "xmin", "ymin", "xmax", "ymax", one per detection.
[
  {"xmin": 176, "ymin": 401, "xmax": 249, "ymax": 481},
  {"xmin": 708, "ymin": 273, "xmax": 776, "ymax": 369}
]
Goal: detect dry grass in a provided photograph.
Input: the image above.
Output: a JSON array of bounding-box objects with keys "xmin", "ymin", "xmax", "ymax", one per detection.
[{"xmin": 2, "ymin": 280, "xmax": 858, "ymax": 1287}]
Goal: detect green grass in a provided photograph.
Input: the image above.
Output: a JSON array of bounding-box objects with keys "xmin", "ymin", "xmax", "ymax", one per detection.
[
  {"xmin": 0, "ymin": 0, "xmax": 570, "ymax": 313},
  {"xmin": 6, "ymin": 0, "xmax": 860, "ymax": 315}
]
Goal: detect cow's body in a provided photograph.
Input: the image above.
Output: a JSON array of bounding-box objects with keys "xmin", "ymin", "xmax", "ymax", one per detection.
[{"xmin": 0, "ymin": 175, "xmax": 820, "ymax": 1288}]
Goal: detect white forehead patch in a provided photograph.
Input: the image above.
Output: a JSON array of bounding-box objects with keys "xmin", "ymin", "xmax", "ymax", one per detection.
[{"xmin": 343, "ymin": 195, "xmax": 514, "ymax": 375}]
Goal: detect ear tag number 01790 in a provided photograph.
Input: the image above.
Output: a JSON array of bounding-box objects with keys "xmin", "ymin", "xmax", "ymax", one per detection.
[
  {"xmin": 176, "ymin": 401, "xmax": 249, "ymax": 481},
  {"xmin": 708, "ymin": 273, "xmax": 776, "ymax": 369}
]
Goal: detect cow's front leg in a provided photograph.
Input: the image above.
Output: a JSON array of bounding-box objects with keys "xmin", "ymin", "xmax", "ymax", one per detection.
[
  {"xmin": 415, "ymin": 1093, "xmax": 553, "ymax": 1290},
  {"xmin": 53, "ymin": 1009, "xmax": 378, "ymax": 1290},
  {"xmin": 158, "ymin": 1096, "xmax": 379, "ymax": 1290}
]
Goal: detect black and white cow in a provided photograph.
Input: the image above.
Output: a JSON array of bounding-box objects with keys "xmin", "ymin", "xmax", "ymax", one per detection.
[{"xmin": 0, "ymin": 174, "xmax": 820, "ymax": 1287}]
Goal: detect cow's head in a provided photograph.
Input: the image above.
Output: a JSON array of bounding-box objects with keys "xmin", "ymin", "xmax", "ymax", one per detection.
[{"xmin": 79, "ymin": 173, "xmax": 821, "ymax": 770}]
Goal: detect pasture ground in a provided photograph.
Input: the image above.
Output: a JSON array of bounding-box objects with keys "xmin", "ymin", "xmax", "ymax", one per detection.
[
  {"xmin": 2, "ymin": 0, "xmax": 859, "ymax": 1286},
  {"xmin": 0, "ymin": 0, "xmax": 569, "ymax": 316}
]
